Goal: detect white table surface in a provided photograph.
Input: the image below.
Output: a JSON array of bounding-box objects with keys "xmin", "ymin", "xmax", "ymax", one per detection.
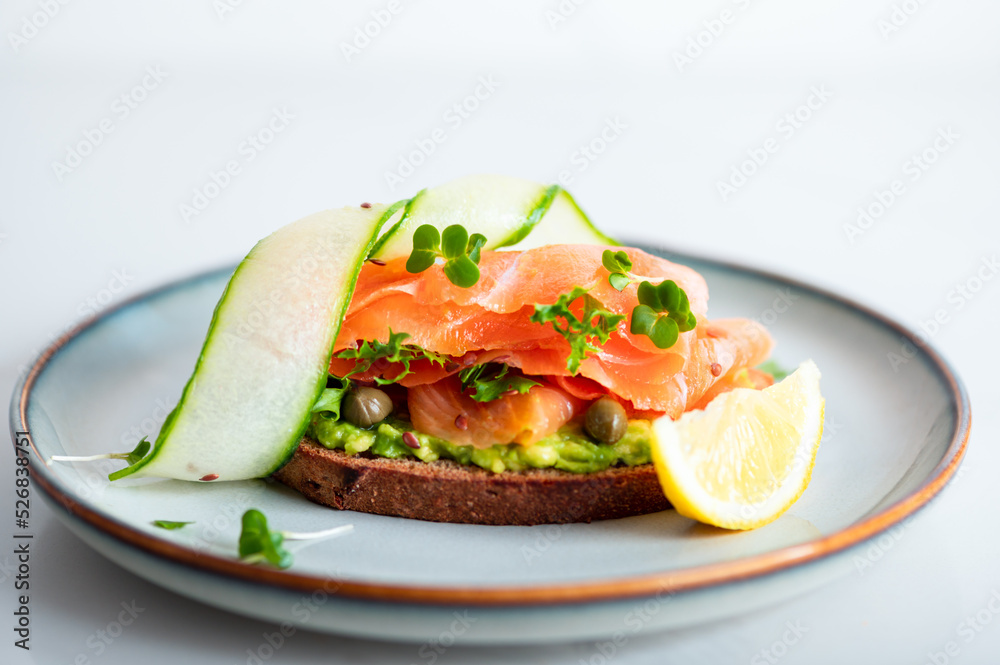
[{"xmin": 2, "ymin": 1, "xmax": 998, "ymax": 663}]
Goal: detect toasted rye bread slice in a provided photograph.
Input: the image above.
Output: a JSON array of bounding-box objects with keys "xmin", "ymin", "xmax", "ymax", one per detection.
[{"xmin": 272, "ymin": 437, "xmax": 671, "ymax": 525}]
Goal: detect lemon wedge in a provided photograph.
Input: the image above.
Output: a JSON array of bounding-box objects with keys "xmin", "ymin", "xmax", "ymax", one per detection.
[{"xmin": 651, "ymin": 360, "xmax": 824, "ymax": 530}]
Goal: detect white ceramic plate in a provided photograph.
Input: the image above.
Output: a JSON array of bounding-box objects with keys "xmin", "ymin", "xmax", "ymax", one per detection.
[{"xmin": 10, "ymin": 247, "xmax": 969, "ymax": 644}]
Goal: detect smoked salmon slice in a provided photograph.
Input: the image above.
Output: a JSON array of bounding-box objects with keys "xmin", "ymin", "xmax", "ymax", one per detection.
[
  {"xmin": 332, "ymin": 245, "xmax": 774, "ymax": 434},
  {"xmin": 408, "ymin": 376, "xmax": 584, "ymax": 448},
  {"xmin": 690, "ymin": 367, "xmax": 775, "ymax": 411}
]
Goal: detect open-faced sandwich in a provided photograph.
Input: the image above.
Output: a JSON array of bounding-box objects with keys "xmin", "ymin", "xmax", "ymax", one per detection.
[{"xmin": 86, "ymin": 175, "xmax": 824, "ymax": 530}]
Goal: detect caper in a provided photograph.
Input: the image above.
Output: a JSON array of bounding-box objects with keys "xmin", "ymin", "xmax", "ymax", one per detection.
[
  {"xmin": 584, "ymin": 397, "xmax": 628, "ymax": 444},
  {"xmin": 341, "ymin": 386, "xmax": 393, "ymax": 428}
]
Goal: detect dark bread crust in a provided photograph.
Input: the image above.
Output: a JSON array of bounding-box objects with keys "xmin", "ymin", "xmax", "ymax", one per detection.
[{"xmin": 272, "ymin": 437, "xmax": 670, "ymax": 525}]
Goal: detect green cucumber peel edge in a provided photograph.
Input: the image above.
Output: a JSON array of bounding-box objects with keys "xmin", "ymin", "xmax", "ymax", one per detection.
[
  {"xmin": 368, "ymin": 194, "xmax": 422, "ymax": 258},
  {"xmin": 553, "ymin": 189, "xmax": 620, "ymax": 247},
  {"xmin": 110, "ymin": 208, "xmax": 392, "ymax": 481},
  {"xmin": 493, "ymin": 184, "xmax": 561, "ymax": 248}
]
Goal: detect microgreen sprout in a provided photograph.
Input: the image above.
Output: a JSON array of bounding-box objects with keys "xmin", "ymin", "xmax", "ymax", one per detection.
[
  {"xmin": 152, "ymin": 520, "xmax": 192, "ymax": 530},
  {"xmin": 335, "ymin": 329, "xmax": 449, "ymax": 385},
  {"xmin": 630, "ymin": 280, "xmax": 698, "ymax": 349},
  {"xmin": 406, "ymin": 224, "xmax": 488, "ymax": 288},
  {"xmin": 458, "ymin": 363, "xmax": 540, "ymax": 402},
  {"xmin": 531, "ymin": 287, "xmax": 625, "ymax": 373},
  {"xmin": 238, "ymin": 508, "xmax": 353, "ymax": 569},
  {"xmin": 50, "ymin": 437, "xmax": 151, "ymax": 466},
  {"xmin": 602, "ymin": 249, "xmax": 636, "ymax": 292}
]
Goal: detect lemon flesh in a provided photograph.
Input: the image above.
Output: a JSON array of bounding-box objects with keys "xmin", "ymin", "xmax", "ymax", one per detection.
[{"xmin": 651, "ymin": 360, "xmax": 824, "ymax": 530}]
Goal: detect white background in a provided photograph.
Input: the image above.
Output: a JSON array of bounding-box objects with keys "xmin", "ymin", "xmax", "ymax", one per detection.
[{"xmin": 2, "ymin": 1, "xmax": 998, "ymax": 663}]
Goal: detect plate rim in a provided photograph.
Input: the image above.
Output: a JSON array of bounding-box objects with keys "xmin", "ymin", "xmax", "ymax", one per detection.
[{"xmin": 10, "ymin": 251, "xmax": 971, "ymax": 607}]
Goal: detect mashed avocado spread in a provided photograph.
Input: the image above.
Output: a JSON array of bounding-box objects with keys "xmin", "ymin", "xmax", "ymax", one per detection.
[{"xmin": 308, "ymin": 416, "xmax": 652, "ymax": 474}]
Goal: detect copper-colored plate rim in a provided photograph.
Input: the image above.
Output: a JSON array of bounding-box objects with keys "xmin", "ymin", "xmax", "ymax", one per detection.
[{"xmin": 10, "ymin": 250, "xmax": 971, "ymax": 608}]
